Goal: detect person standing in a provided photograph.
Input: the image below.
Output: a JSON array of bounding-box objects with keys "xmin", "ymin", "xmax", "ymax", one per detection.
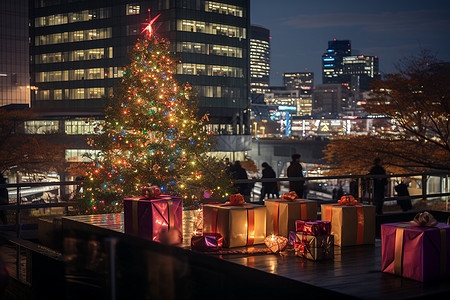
[
  {"xmin": 231, "ymin": 161, "xmax": 249, "ymax": 198},
  {"xmin": 0, "ymin": 175, "xmax": 8, "ymax": 224},
  {"xmin": 287, "ymin": 154, "xmax": 304, "ymax": 198},
  {"xmin": 260, "ymin": 162, "xmax": 278, "ymax": 200},
  {"xmin": 368, "ymin": 157, "xmax": 388, "ymax": 215}
]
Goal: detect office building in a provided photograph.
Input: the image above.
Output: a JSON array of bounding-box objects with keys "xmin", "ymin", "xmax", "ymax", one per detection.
[
  {"xmin": 0, "ymin": 0, "xmax": 30, "ymax": 107},
  {"xmin": 282, "ymin": 72, "xmax": 313, "ymax": 90},
  {"xmin": 250, "ymin": 25, "xmax": 270, "ymax": 95},
  {"xmin": 342, "ymin": 55, "xmax": 379, "ymax": 91},
  {"xmin": 322, "ymin": 39, "xmax": 379, "ymax": 92},
  {"xmin": 312, "ymin": 84, "xmax": 350, "ymax": 117},
  {"xmin": 29, "ymin": 0, "xmax": 251, "ymax": 163}
]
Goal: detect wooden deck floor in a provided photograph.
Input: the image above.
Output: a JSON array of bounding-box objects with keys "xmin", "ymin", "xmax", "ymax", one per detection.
[{"xmin": 62, "ymin": 211, "xmax": 450, "ymax": 300}]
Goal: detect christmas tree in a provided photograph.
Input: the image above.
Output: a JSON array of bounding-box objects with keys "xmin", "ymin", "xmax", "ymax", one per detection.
[{"xmin": 75, "ymin": 15, "xmax": 234, "ymax": 214}]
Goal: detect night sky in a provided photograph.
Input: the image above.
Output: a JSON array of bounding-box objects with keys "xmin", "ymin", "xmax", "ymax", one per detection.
[{"xmin": 251, "ymin": 0, "xmax": 450, "ymax": 86}]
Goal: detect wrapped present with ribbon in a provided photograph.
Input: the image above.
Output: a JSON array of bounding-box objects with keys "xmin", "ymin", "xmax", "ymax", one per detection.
[
  {"xmin": 191, "ymin": 233, "xmax": 223, "ymax": 252},
  {"xmin": 289, "ymin": 231, "xmax": 334, "ymax": 248},
  {"xmin": 265, "ymin": 192, "xmax": 317, "ymax": 237},
  {"xmin": 124, "ymin": 189, "xmax": 183, "ymax": 244},
  {"xmin": 203, "ymin": 194, "xmax": 266, "ymax": 248},
  {"xmin": 321, "ymin": 196, "xmax": 375, "ymax": 246},
  {"xmin": 295, "ymin": 220, "xmax": 331, "ymax": 236},
  {"xmin": 293, "ymin": 233, "xmax": 334, "ymax": 261},
  {"xmin": 381, "ymin": 212, "xmax": 450, "ymax": 282}
]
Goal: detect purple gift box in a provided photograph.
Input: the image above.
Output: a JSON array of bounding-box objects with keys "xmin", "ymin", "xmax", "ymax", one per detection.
[
  {"xmin": 124, "ymin": 195, "xmax": 183, "ymax": 243},
  {"xmin": 381, "ymin": 222, "xmax": 450, "ymax": 282}
]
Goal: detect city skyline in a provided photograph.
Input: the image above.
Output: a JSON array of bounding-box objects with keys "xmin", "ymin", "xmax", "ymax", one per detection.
[{"xmin": 251, "ymin": 0, "xmax": 450, "ymax": 86}]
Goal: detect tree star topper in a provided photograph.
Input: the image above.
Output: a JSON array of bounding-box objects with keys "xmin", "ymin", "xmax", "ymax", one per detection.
[{"xmin": 142, "ymin": 13, "xmax": 161, "ymax": 37}]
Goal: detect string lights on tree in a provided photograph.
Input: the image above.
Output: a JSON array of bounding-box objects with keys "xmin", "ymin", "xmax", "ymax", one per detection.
[{"xmin": 75, "ymin": 13, "xmax": 234, "ymax": 214}]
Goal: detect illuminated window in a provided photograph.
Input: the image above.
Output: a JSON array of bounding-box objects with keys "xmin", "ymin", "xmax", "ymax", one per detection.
[
  {"xmin": 205, "ymin": 1, "xmax": 244, "ymax": 17},
  {"xmin": 65, "ymin": 149, "xmax": 101, "ymax": 162},
  {"xmin": 177, "ymin": 63, "xmax": 243, "ymax": 78},
  {"xmin": 126, "ymin": 4, "xmax": 140, "ymax": 15},
  {"xmin": 177, "ymin": 20, "xmax": 245, "ymax": 38},
  {"xmin": 35, "ymin": 8, "xmax": 110, "ymax": 27},
  {"xmin": 36, "ymin": 28, "xmax": 111, "ymax": 45},
  {"xmin": 65, "ymin": 119, "xmax": 103, "ymax": 135},
  {"xmin": 24, "ymin": 120, "xmax": 60, "ymax": 134}
]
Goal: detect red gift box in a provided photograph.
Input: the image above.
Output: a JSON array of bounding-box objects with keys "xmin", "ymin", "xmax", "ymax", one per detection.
[
  {"xmin": 295, "ymin": 220, "xmax": 331, "ymax": 236},
  {"xmin": 381, "ymin": 222, "xmax": 450, "ymax": 282},
  {"xmin": 124, "ymin": 195, "xmax": 183, "ymax": 243}
]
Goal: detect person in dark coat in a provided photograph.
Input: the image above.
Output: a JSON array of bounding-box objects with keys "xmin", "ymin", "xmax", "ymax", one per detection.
[
  {"xmin": 0, "ymin": 175, "xmax": 8, "ymax": 224},
  {"xmin": 395, "ymin": 180, "xmax": 412, "ymax": 212},
  {"xmin": 287, "ymin": 154, "xmax": 304, "ymax": 198},
  {"xmin": 231, "ymin": 161, "xmax": 249, "ymax": 197},
  {"xmin": 260, "ymin": 162, "xmax": 278, "ymax": 200},
  {"xmin": 368, "ymin": 157, "xmax": 388, "ymax": 215}
]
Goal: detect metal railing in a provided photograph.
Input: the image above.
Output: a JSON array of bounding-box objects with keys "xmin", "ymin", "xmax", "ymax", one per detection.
[
  {"xmin": 0, "ymin": 180, "xmax": 80, "ymax": 237},
  {"xmin": 0, "ymin": 171, "xmax": 449, "ymax": 237}
]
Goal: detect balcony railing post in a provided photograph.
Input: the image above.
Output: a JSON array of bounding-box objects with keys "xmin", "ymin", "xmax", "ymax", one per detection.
[
  {"xmin": 16, "ymin": 185, "xmax": 21, "ymax": 238},
  {"xmin": 422, "ymin": 173, "xmax": 427, "ymax": 202},
  {"xmin": 357, "ymin": 177, "xmax": 362, "ymax": 202}
]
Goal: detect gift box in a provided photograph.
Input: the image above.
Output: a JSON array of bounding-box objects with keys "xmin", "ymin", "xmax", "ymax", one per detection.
[
  {"xmin": 295, "ymin": 220, "xmax": 331, "ymax": 236},
  {"xmin": 381, "ymin": 222, "xmax": 450, "ymax": 282},
  {"xmin": 124, "ymin": 195, "xmax": 183, "ymax": 243},
  {"xmin": 289, "ymin": 231, "xmax": 333, "ymax": 247},
  {"xmin": 293, "ymin": 233, "xmax": 334, "ymax": 260},
  {"xmin": 203, "ymin": 203, "xmax": 266, "ymax": 248},
  {"xmin": 191, "ymin": 233, "xmax": 223, "ymax": 252},
  {"xmin": 265, "ymin": 199, "xmax": 317, "ymax": 237},
  {"xmin": 321, "ymin": 203, "xmax": 375, "ymax": 246}
]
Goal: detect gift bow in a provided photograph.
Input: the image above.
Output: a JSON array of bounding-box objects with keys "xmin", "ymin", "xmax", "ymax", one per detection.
[
  {"xmin": 338, "ymin": 195, "xmax": 359, "ymax": 206},
  {"xmin": 141, "ymin": 185, "xmax": 162, "ymax": 199},
  {"xmin": 412, "ymin": 211, "xmax": 438, "ymax": 227},
  {"xmin": 281, "ymin": 191, "xmax": 298, "ymax": 201},
  {"xmin": 225, "ymin": 194, "xmax": 246, "ymax": 206}
]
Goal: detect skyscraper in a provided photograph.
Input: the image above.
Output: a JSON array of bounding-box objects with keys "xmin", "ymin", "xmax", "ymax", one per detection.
[
  {"xmin": 322, "ymin": 39, "xmax": 379, "ymax": 92},
  {"xmin": 322, "ymin": 39, "xmax": 351, "ymax": 86},
  {"xmin": 29, "ymin": 0, "xmax": 251, "ymax": 163},
  {"xmin": 250, "ymin": 25, "xmax": 270, "ymax": 95},
  {"xmin": 0, "ymin": 0, "xmax": 30, "ymax": 107}
]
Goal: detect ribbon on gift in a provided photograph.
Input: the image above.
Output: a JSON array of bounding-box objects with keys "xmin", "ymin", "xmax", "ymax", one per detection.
[
  {"xmin": 281, "ymin": 191, "xmax": 298, "ymax": 201},
  {"xmin": 325, "ymin": 199, "xmax": 365, "ymax": 245},
  {"xmin": 338, "ymin": 195, "xmax": 358, "ymax": 206},
  {"xmin": 412, "ymin": 211, "xmax": 438, "ymax": 227},
  {"xmin": 224, "ymin": 194, "xmax": 245, "ymax": 206},
  {"xmin": 130, "ymin": 196, "xmax": 174, "ymax": 236},
  {"xmin": 394, "ymin": 212, "xmax": 447, "ymax": 277},
  {"xmin": 141, "ymin": 185, "xmax": 162, "ymax": 199}
]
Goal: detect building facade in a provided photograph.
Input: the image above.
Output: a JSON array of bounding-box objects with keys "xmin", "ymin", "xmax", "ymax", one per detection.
[
  {"xmin": 250, "ymin": 25, "xmax": 270, "ymax": 95},
  {"xmin": 322, "ymin": 39, "xmax": 379, "ymax": 92},
  {"xmin": 29, "ymin": 0, "xmax": 251, "ymax": 163},
  {"xmin": 312, "ymin": 84, "xmax": 350, "ymax": 117},
  {"xmin": 0, "ymin": 0, "xmax": 30, "ymax": 107},
  {"xmin": 282, "ymin": 72, "xmax": 313, "ymax": 90}
]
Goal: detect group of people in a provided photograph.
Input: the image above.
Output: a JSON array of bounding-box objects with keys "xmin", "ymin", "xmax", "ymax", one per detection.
[
  {"xmin": 227, "ymin": 154, "xmax": 306, "ymax": 202},
  {"xmin": 227, "ymin": 155, "xmax": 412, "ymax": 215}
]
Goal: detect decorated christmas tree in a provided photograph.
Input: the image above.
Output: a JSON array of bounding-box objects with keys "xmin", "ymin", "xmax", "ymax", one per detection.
[{"xmin": 75, "ymin": 15, "xmax": 234, "ymax": 214}]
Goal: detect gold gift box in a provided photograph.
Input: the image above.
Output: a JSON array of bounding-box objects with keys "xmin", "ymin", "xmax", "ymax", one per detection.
[
  {"xmin": 293, "ymin": 233, "xmax": 334, "ymax": 261},
  {"xmin": 321, "ymin": 204, "xmax": 375, "ymax": 246},
  {"xmin": 265, "ymin": 199, "xmax": 317, "ymax": 237},
  {"xmin": 203, "ymin": 203, "xmax": 266, "ymax": 248}
]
